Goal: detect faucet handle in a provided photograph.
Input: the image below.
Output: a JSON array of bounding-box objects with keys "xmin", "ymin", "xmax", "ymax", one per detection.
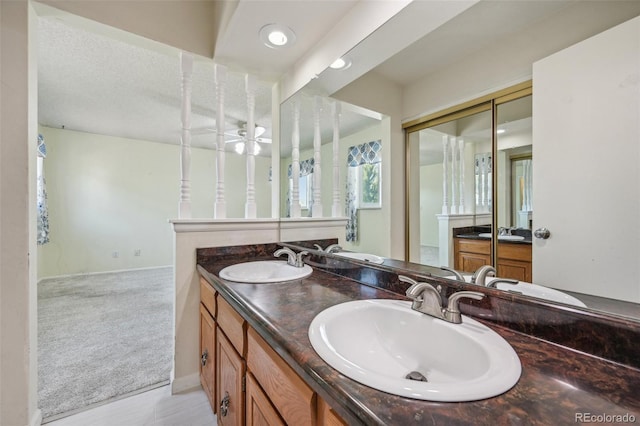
[
  {"xmin": 313, "ymin": 244, "xmax": 323, "ymax": 251},
  {"xmin": 444, "ymin": 291, "xmax": 485, "ymax": 324},
  {"xmin": 295, "ymin": 250, "xmax": 309, "ymax": 267}
]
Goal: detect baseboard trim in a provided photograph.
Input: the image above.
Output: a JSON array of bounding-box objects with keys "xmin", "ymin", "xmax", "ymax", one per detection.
[
  {"xmin": 30, "ymin": 408, "xmax": 43, "ymax": 426},
  {"xmin": 38, "ymin": 265, "xmax": 174, "ymax": 282},
  {"xmin": 171, "ymin": 373, "xmax": 201, "ymax": 394}
]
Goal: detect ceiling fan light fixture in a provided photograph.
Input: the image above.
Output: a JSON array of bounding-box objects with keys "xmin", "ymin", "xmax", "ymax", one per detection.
[
  {"xmin": 260, "ymin": 24, "xmax": 296, "ymax": 49},
  {"xmin": 235, "ymin": 142, "xmax": 245, "ymax": 154}
]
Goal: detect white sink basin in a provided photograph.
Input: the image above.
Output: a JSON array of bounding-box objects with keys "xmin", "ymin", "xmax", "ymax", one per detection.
[
  {"xmin": 478, "ymin": 233, "xmax": 525, "ymax": 241},
  {"xmin": 308, "ymin": 299, "xmax": 521, "ymax": 401},
  {"xmin": 219, "ymin": 261, "xmax": 312, "ymax": 283},
  {"xmin": 333, "ymin": 252, "xmax": 385, "ymax": 264},
  {"xmin": 488, "ymin": 279, "xmax": 587, "ymax": 307},
  {"xmin": 458, "ymin": 276, "xmax": 587, "ymax": 307}
]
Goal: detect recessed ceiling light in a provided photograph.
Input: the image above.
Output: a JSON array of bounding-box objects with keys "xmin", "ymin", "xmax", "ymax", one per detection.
[
  {"xmin": 329, "ymin": 56, "xmax": 352, "ymax": 70},
  {"xmin": 259, "ymin": 24, "xmax": 296, "ymax": 49},
  {"xmin": 497, "ymin": 129, "xmax": 506, "ymax": 134}
]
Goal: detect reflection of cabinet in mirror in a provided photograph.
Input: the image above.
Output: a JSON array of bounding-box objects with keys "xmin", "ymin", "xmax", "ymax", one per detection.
[{"xmin": 453, "ymin": 236, "xmax": 532, "ymax": 282}]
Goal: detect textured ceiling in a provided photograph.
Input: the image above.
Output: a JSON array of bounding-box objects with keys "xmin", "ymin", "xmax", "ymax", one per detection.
[{"xmin": 38, "ymin": 15, "xmax": 274, "ymax": 153}]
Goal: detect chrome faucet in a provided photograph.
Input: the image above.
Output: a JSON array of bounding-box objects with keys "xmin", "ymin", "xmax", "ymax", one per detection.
[
  {"xmin": 486, "ymin": 278, "xmax": 519, "ymax": 288},
  {"xmin": 399, "ymin": 276, "xmax": 485, "ymax": 324},
  {"xmin": 471, "ymin": 265, "xmax": 496, "ymax": 286},
  {"xmin": 274, "ymin": 247, "xmax": 308, "ymax": 268},
  {"xmin": 440, "ymin": 266, "xmax": 465, "ymax": 281},
  {"xmin": 313, "ymin": 243, "xmax": 342, "ymax": 253}
]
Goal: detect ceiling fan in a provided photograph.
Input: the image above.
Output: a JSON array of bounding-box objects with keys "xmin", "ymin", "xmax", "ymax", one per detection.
[{"xmin": 192, "ymin": 121, "xmax": 271, "ymax": 154}]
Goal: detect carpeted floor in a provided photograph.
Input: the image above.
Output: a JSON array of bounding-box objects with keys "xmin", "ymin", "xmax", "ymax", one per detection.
[{"xmin": 38, "ymin": 267, "xmax": 174, "ymax": 420}]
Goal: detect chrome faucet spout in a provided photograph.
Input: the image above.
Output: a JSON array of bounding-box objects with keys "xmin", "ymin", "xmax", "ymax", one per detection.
[
  {"xmin": 440, "ymin": 266, "xmax": 465, "ymax": 281},
  {"xmin": 400, "ymin": 275, "xmax": 445, "ymax": 320},
  {"xmin": 324, "ymin": 244, "xmax": 342, "ymax": 253},
  {"xmin": 274, "ymin": 248, "xmax": 308, "ymax": 268},
  {"xmin": 486, "ymin": 278, "xmax": 519, "ymax": 288},
  {"xmin": 472, "ymin": 265, "xmax": 496, "ymax": 286}
]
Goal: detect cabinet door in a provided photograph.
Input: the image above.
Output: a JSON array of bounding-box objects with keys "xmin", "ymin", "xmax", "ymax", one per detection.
[
  {"xmin": 217, "ymin": 328, "xmax": 245, "ymax": 426},
  {"xmin": 200, "ymin": 304, "xmax": 216, "ymax": 412},
  {"xmin": 457, "ymin": 252, "xmax": 491, "ymax": 273},
  {"xmin": 497, "ymin": 259, "xmax": 531, "ymax": 282},
  {"xmin": 246, "ymin": 372, "xmax": 285, "ymax": 426},
  {"xmin": 317, "ymin": 398, "xmax": 347, "ymax": 426}
]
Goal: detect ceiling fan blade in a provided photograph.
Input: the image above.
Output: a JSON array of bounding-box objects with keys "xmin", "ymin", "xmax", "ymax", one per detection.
[
  {"xmin": 225, "ymin": 137, "xmax": 243, "ymax": 143},
  {"xmin": 256, "ymin": 137, "xmax": 272, "ymax": 144}
]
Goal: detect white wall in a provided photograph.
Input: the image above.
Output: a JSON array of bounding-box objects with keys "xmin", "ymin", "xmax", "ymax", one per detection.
[
  {"xmin": 420, "ymin": 164, "xmax": 442, "ymax": 247},
  {"xmin": 402, "ymin": 3, "xmax": 640, "ymax": 121},
  {"xmin": 0, "ymin": 1, "xmax": 40, "ymax": 425},
  {"xmin": 333, "ymin": 72, "xmax": 404, "ymax": 259},
  {"xmin": 38, "ymin": 126, "xmax": 271, "ymax": 278}
]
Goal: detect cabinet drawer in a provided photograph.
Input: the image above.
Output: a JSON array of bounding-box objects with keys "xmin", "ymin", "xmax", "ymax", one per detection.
[
  {"xmin": 497, "ymin": 243, "xmax": 532, "ymax": 262},
  {"xmin": 247, "ymin": 327, "xmax": 316, "ymax": 426},
  {"xmin": 200, "ymin": 276, "xmax": 217, "ymax": 318},
  {"xmin": 217, "ymin": 295, "xmax": 246, "ymax": 356},
  {"xmin": 455, "ymin": 238, "xmax": 491, "ymax": 255}
]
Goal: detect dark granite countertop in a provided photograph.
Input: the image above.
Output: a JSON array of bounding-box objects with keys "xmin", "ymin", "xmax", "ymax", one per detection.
[
  {"xmin": 197, "ymin": 252, "xmax": 640, "ymax": 426},
  {"xmin": 455, "ymin": 233, "xmax": 533, "ymax": 245}
]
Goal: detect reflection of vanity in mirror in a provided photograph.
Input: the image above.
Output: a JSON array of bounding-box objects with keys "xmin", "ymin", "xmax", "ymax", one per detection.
[{"xmin": 280, "ymin": 2, "xmax": 640, "ymax": 321}]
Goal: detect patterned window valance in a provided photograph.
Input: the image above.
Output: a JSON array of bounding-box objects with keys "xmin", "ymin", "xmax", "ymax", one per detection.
[
  {"xmin": 347, "ymin": 140, "xmax": 382, "ymax": 167},
  {"xmin": 287, "ymin": 158, "xmax": 314, "ymax": 178}
]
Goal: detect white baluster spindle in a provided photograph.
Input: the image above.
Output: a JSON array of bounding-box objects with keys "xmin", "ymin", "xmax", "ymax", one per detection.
[
  {"xmin": 442, "ymin": 135, "xmax": 449, "ymax": 215},
  {"xmin": 312, "ymin": 96, "xmax": 323, "ymax": 217},
  {"xmin": 244, "ymin": 74, "xmax": 257, "ymax": 218},
  {"xmin": 331, "ymin": 101, "xmax": 341, "ymax": 217},
  {"xmin": 213, "ymin": 64, "xmax": 227, "ymax": 218},
  {"xmin": 179, "ymin": 52, "xmax": 193, "ymax": 218},
  {"xmin": 451, "ymin": 136, "xmax": 458, "ymax": 214},
  {"xmin": 458, "ymin": 138, "xmax": 465, "ymax": 214},
  {"xmin": 291, "ymin": 100, "xmax": 301, "ymax": 218}
]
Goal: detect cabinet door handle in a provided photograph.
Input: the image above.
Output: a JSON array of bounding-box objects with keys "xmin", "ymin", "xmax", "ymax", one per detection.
[
  {"xmin": 201, "ymin": 349, "xmax": 208, "ymax": 367},
  {"xmin": 220, "ymin": 391, "xmax": 230, "ymax": 417}
]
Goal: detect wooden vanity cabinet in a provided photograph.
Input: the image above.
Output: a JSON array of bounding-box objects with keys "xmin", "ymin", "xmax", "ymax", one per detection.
[
  {"xmin": 453, "ymin": 238, "xmax": 532, "ymax": 282},
  {"xmin": 199, "ymin": 276, "xmax": 348, "ymax": 426},
  {"xmin": 216, "ymin": 296, "xmax": 247, "ymax": 426},
  {"xmin": 199, "ymin": 277, "xmax": 217, "ymax": 412},
  {"xmin": 497, "ymin": 243, "xmax": 532, "ymax": 282},
  {"xmin": 454, "ymin": 238, "xmax": 491, "ymax": 273}
]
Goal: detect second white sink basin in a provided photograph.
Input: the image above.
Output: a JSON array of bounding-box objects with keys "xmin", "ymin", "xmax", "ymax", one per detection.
[
  {"xmin": 309, "ymin": 299, "xmax": 521, "ymax": 401},
  {"xmin": 219, "ymin": 261, "xmax": 312, "ymax": 283},
  {"xmin": 333, "ymin": 252, "xmax": 385, "ymax": 264}
]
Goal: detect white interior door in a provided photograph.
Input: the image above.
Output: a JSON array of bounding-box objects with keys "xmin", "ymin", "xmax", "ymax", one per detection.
[{"xmin": 532, "ymin": 16, "xmax": 640, "ymax": 303}]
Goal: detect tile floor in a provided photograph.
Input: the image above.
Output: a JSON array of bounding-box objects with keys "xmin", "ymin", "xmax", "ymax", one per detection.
[{"xmin": 45, "ymin": 385, "xmax": 216, "ymax": 426}]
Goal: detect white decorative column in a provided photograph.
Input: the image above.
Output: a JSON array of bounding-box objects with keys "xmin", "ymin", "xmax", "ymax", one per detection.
[
  {"xmin": 523, "ymin": 159, "xmax": 533, "ymax": 211},
  {"xmin": 244, "ymin": 74, "xmax": 257, "ymax": 218},
  {"xmin": 312, "ymin": 96, "xmax": 323, "ymax": 217},
  {"xmin": 291, "ymin": 100, "xmax": 302, "ymax": 218},
  {"xmin": 179, "ymin": 52, "xmax": 193, "ymax": 218},
  {"xmin": 331, "ymin": 101, "xmax": 341, "ymax": 217},
  {"xmin": 213, "ymin": 64, "xmax": 227, "ymax": 218},
  {"xmin": 441, "ymin": 135, "xmax": 450, "ymax": 214},
  {"xmin": 458, "ymin": 138, "xmax": 465, "ymax": 214},
  {"xmin": 450, "ymin": 136, "xmax": 458, "ymax": 214}
]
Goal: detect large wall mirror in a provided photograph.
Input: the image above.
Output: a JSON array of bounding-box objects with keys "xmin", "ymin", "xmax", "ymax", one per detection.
[
  {"xmin": 280, "ymin": 1, "xmax": 640, "ymax": 322},
  {"xmin": 279, "ymin": 91, "xmax": 392, "ymax": 255}
]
